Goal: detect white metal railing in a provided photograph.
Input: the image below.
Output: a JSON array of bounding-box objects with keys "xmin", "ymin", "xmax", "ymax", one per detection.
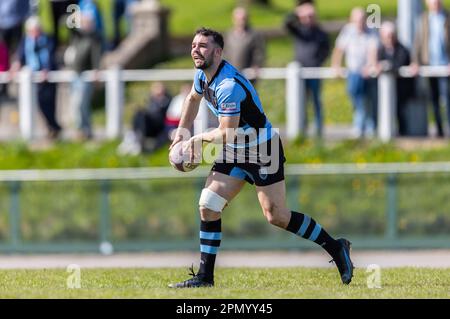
[{"xmin": 0, "ymin": 64, "xmax": 447, "ymax": 142}]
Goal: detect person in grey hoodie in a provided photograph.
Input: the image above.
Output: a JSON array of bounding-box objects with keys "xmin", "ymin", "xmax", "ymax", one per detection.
[
  {"xmin": 65, "ymin": 11, "xmax": 102, "ymax": 139},
  {"xmin": 284, "ymin": 2, "xmax": 329, "ymax": 137}
]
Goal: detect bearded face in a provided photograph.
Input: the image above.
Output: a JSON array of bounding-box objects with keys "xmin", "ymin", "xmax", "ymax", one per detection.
[{"xmin": 191, "ymin": 34, "xmax": 219, "ymax": 70}]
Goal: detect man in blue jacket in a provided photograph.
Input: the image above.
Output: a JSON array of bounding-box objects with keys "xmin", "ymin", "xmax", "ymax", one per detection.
[{"xmin": 12, "ymin": 16, "xmax": 62, "ymax": 139}]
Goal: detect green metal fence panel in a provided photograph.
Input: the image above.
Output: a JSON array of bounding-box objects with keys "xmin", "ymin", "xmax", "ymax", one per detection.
[
  {"xmin": 8, "ymin": 181, "xmax": 21, "ymax": 249},
  {"xmin": 0, "ymin": 164, "xmax": 449, "ymax": 253},
  {"xmin": 386, "ymin": 174, "xmax": 398, "ymax": 240},
  {"xmin": 99, "ymin": 180, "xmax": 111, "ymax": 244}
]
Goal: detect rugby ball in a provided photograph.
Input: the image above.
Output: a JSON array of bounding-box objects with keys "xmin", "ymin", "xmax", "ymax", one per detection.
[{"xmin": 169, "ymin": 141, "xmax": 199, "ymax": 172}]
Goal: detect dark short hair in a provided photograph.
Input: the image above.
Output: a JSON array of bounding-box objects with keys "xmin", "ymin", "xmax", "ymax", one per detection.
[{"xmin": 194, "ymin": 27, "xmax": 224, "ymax": 49}]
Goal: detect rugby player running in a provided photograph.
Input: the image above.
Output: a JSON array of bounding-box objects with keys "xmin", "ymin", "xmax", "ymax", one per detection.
[{"xmin": 169, "ymin": 28, "xmax": 354, "ymax": 288}]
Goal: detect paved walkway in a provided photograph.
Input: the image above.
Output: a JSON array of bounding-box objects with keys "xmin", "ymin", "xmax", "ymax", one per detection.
[{"xmin": 1, "ymin": 250, "xmax": 450, "ymax": 269}]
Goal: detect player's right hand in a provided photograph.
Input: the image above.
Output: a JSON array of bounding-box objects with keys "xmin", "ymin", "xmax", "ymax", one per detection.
[{"xmin": 169, "ymin": 134, "xmax": 183, "ymax": 151}]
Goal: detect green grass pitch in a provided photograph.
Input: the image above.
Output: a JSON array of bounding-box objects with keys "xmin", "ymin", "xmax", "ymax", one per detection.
[{"xmin": 0, "ymin": 267, "xmax": 449, "ymax": 298}]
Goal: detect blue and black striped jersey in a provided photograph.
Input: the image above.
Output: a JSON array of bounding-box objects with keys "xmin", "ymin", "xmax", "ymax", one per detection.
[{"xmin": 193, "ymin": 60, "xmax": 274, "ymax": 148}]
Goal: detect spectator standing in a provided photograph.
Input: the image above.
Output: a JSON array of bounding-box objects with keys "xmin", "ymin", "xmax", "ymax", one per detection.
[
  {"xmin": 12, "ymin": 16, "xmax": 62, "ymax": 139},
  {"xmin": 79, "ymin": 0, "xmax": 104, "ymax": 40},
  {"xmin": 223, "ymin": 7, "xmax": 265, "ymax": 85},
  {"xmin": 376, "ymin": 21, "xmax": 414, "ymax": 136},
  {"xmin": 49, "ymin": 0, "xmax": 79, "ymax": 48},
  {"xmin": 284, "ymin": 2, "xmax": 329, "ymax": 137},
  {"xmin": 412, "ymin": 0, "xmax": 450, "ymax": 137},
  {"xmin": 332, "ymin": 7, "xmax": 379, "ymax": 138},
  {"xmin": 0, "ymin": 33, "xmax": 9, "ymax": 101},
  {"xmin": 0, "ymin": 0, "xmax": 30, "ymax": 56},
  {"xmin": 64, "ymin": 11, "xmax": 102, "ymax": 139},
  {"xmin": 112, "ymin": 0, "xmax": 139, "ymax": 49},
  {"xmin": 0, "ymin": 0, "xmax": 30, "ymax": 102}
]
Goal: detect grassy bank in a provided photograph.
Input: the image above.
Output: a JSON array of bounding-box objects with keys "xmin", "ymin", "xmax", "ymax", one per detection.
[
  {"xmin": 0, "ymin": 140, "xmax": 450, "ymax": 242},
  {"xmin": 1, "ymin": 138, "xmax": 450, "ymax": 170}
]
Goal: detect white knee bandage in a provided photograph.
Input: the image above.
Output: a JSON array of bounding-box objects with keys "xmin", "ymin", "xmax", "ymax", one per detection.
[{"xmin": 199, "ymin": 188, "xmax": 228, "ymax": 213}]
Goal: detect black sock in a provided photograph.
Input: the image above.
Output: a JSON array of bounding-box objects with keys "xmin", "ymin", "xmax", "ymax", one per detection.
[
  {"xmin": 286, "ymin": 211, "xmax": 340, "ymax": 258},
  {"xmin": 198, "ymin": 219, "xmax": 221, "ymax": 281}
]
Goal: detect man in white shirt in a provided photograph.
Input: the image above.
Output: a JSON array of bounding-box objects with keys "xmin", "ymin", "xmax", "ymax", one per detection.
[{"xmin": 332, "ymin": 7, "xmax": 379, "ymax": 138}]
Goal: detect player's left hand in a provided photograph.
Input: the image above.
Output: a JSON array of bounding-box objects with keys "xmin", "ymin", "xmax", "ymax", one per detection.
[{"xmin": 184, "ymin": 135, "xmax": 202, "ymax": 163}]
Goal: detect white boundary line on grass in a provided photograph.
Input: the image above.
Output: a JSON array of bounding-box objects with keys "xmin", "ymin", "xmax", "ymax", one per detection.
[{"xmin": 1, "ymin": 250, "xmax": 450, "ymax": 269}]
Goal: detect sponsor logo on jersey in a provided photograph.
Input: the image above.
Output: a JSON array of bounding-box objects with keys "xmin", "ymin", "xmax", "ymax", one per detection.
[{"xmin": 221, "ymin": 102, "xmax": 237, "ymax": 112}]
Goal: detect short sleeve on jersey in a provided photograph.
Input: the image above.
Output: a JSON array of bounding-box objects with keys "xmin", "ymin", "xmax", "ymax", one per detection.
[
  {"xmin": 193, "ymin": 70, "xmax": 204, "ymax": 95},
  {"xmin": 217, "ymin": 80, "xmax": 245, "ymax": 117}
]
